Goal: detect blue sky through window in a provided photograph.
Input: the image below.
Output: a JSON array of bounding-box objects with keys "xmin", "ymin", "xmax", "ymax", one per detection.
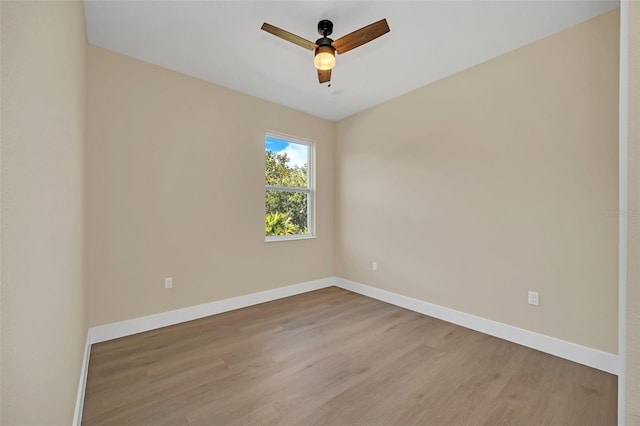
[
  {"xmin": 265, "ymin": 136, "xmax": 288, "ymax": 152},
  {"xmin": 265, "ymin": 136, "xmax": 308, "ymax": 168}
]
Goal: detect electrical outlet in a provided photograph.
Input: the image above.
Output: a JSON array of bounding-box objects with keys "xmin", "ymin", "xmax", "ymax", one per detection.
[
  {"xmin": 528, "ymin": 291, "xmax": 539, "ymax": 306},
  {"xmin": 165, "ymin": 277, "xmax": 173, "ymax": 289},
  {"xmin": 372, "ymin": 262, "xmax": 378, "ymax": 271}
]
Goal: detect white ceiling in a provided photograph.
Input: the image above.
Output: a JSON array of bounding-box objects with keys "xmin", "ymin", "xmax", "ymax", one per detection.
[{"xmin": 84, "ymin": 1, "xmax": 618, "ymax": 121}]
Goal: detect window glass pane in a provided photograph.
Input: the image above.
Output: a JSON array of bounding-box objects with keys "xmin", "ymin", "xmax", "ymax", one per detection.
[
  {"xmin": 265, "ymin": 190, "xmax": 308, "ymax": 236},
  {"xmin": 265, "ymin": 136, "xmax": 308, "ymax": 188}
]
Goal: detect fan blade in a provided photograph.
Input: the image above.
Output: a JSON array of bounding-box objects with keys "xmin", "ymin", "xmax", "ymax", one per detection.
[
  {"xmin": 318, "ymin": 68, "xmax": 331, "ymax": 84},
  {"xmin": 332, "ymin": 19, "xmax": 390, "ymax": 55},
  {"xmin": 261, "ymin": 23, "xmax": 317, "ymax": 51}
]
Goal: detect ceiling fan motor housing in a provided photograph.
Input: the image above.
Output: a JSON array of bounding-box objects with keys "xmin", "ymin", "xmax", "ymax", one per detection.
[{"xmin": 315, "ymin": 37, "xmax": 334, "ymax": 49}]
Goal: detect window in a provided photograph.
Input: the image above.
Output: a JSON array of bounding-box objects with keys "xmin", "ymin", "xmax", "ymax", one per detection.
[{"xmin": 265, "ymin": 133, "xmax": 313, "ymax": 241}]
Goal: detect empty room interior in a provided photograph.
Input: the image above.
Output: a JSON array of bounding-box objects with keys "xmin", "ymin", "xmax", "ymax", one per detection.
[{"xmin": 1, "ymin": 0, "xmax": 639, "ymax": 425}]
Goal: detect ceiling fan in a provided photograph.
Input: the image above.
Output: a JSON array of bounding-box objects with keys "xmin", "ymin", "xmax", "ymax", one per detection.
[{"xmin": 261, "ymin": 18, "xmax": 390, "ymax": 85}]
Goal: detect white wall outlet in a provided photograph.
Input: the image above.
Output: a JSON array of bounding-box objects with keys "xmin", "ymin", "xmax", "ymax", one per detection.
[
  {"xmin": 528, "ymin": 291, "xmax": 539, "ymax": 306},
  {"xmin": 164, "ymin": 277, "xmax": 173, "ymax": 289},
  {"xmin": 372, "ymin": 262, "xmax": 378, "ymax": 271}
]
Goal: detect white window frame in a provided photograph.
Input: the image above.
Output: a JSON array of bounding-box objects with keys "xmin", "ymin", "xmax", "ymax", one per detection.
[{"xmin": 265, "ymin": 132, "xmax": 315, "ymax": 242}]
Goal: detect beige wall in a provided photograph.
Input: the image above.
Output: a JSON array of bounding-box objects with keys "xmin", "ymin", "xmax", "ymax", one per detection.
[
  {"xmin": 626, "ymin": 1, "xmax": 640, "ymax": 423},
  {"xmin": 335, "ymin": 11, "xmax": 619, "ymax": 353},
  {"xmin": 87, "ymin": 46, "xmax": 334, "ymax": 326},
  {"xmin": 1, "ymin": 1, "xmax": 87, "ymax": 424}
]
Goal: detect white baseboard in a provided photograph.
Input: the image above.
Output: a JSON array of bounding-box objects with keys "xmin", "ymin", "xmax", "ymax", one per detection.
[
  {"xmin": 90, "ymin": 277, "xmax": 334, "ymax": 344},
  {"xmin": 334, "ymin": 277, "xmax": 619, "ymax": 375},
  {"xmin": 73, "ymin": 330, "xmax": 92, "ymax": 426}
]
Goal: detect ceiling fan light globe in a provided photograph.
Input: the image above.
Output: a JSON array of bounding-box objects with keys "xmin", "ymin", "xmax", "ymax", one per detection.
[{"xmin": 314, "ymin": 46, "xmax": 335, "ymax": 70}]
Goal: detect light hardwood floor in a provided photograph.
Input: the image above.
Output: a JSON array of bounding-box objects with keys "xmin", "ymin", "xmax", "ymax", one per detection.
[{"xmin": 82, "ymin": 287, "xmax": 617, "ymax": 425}]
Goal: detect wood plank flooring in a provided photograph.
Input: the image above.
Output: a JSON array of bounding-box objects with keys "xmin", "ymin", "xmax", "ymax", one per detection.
[{"xmin": 82, "ymin": 287, "xmax": 617, "ymax": 425}]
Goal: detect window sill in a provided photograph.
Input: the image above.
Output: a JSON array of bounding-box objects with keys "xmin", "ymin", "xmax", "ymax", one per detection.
[{"xmin": 265, "ymin": 235, "xmax": 317, "ymax": 243}]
